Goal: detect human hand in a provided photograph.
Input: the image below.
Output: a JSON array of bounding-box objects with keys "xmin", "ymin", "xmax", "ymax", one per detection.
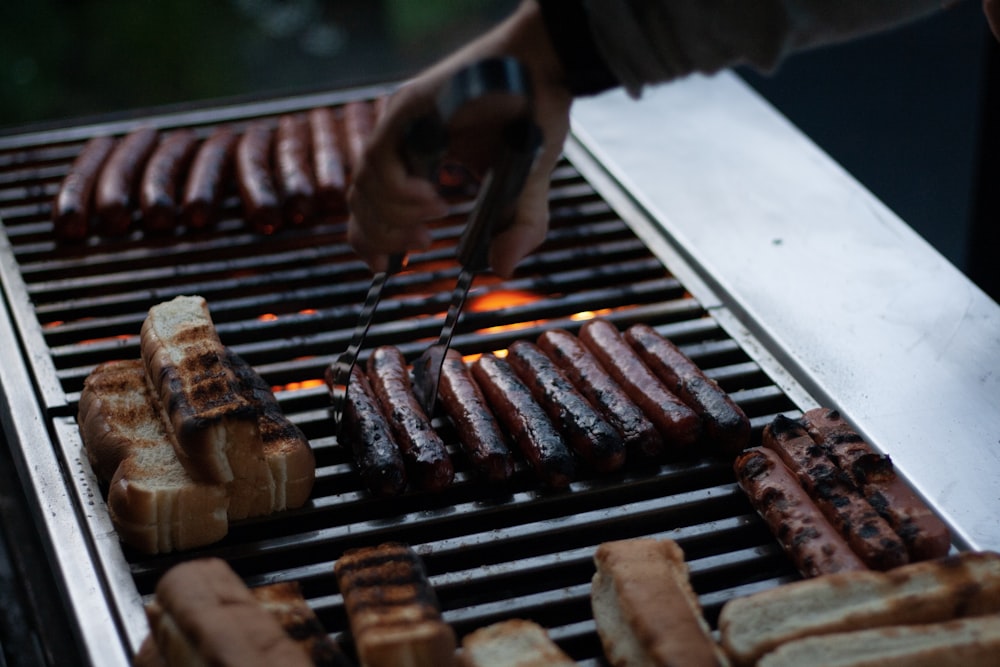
[
  {"xmin": 346, "ymin": 0, "xmax": 572, "ymax": 278},
  {"xmin": 986, "ymin": 0, "xmax": 1000, "ymax": 40}
]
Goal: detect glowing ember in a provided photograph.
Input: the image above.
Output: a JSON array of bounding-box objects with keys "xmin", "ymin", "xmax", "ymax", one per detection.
[
  {"xmin": 468, "ymin": 290, "xmax": 541, "ymax": 313},
  {"xmin": 258, "ymin": 313, "xmax": 279, "ymax": 322},
  {"xmin": 570, "ymin": 308, "xmax": 613, "ymax": 321},
  {"xmin": 273, "ymin": 378, "xmax": 326, "ymax": 393}
]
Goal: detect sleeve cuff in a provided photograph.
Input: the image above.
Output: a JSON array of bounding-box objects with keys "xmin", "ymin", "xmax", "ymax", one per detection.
[{"xmin": 536, "ymin": 0, "xmax": 620, "ymax": 96}]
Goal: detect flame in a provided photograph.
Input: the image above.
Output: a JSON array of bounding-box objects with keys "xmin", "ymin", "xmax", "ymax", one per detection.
[
  {"xmin": 258, "ymin": 313, "xmax": 278, "ymax": 322},
  {"xmin": 570, "ymin": 308, "xmax": 613, "ymax": 321},
  {"xmin": 273, "ymin": 378, "xmax": 326, "ymax": 393},
  {"xmin": 79, "ymin": 334, "xmax": 132, "ymax": 346},
  {"xmin": 468, "ymin": 290, "xmax": 541, "ymax": 313}
]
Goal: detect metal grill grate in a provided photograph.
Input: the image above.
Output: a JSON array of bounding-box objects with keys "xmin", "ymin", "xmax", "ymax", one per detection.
[{"xmin": 0, "ymin": 91, "xmax": 805, "ymax": 665}]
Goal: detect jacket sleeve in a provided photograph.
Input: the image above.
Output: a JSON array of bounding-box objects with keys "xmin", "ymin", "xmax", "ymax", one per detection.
[{"xmin": 580, "ymin": 0, "xmax": 951, "ymax": 97}]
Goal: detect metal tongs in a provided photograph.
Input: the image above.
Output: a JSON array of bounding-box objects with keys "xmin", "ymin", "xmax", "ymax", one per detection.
[{"xmin": 329, "ymin": 57, "xmax": 541, "ymax": 431}]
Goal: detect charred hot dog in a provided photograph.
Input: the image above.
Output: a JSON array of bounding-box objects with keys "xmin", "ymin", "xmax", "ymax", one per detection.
[{"xmin": 51, "ymin": 135, "xmax": 116, "ymax": 242}]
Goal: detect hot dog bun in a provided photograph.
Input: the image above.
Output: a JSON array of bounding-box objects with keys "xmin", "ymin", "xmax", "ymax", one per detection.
[{"xmin": 458, "ymin": 619, "xmax": 575, "ymax": 667}]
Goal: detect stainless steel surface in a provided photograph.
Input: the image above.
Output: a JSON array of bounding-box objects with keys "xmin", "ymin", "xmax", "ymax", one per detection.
[{"xmin": 570, "ymin": 71, "xmax": 1000, "ymax": 551}]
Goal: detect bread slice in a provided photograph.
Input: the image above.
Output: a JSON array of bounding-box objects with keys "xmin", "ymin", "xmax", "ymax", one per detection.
[
  {"xmin": 249, "ymin": 581, "xmax": 351, "ymax": 667},
  {"xmin": 334, "ymin": 542, "xmax": 457, "ymax": 667},
  {"xmin": 78, "ymin": 359, "xmax": 229, "ymax": 554},
  {"xmin": 757, "ymin": 614, "xmax": 1000, "ymax": 667},
  {"xmin": 458, "ymin": 619, "xmax": 575, "ymax": 667},
  {"xmin": 141, "ymin": 295, "xmax": 274, "ymax": 519},
  {"xmin": 141, "ymin": 558, "xmax": 315, "ymax": 667},
  {"xmin": 718, "ymin": 550, "xmax": 1000, "ymax": 666},
  {"xmin": 591, "ymin": 538, "xmax": 730, "ymax": 667}
]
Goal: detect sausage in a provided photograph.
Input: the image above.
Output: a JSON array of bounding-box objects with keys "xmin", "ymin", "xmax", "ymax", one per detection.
[
  {"xmin": 507, "ymin": 340, "xmax": 625, "ymax": 473},
  {"xmin": 51, "ymin": 135, "xmax": 116, "ymax": 242},
  {"xmin": 366, "ymin": 346, "xmax": 453, "ymax": 493},
  {"xmin": 537, "ymin": 329, "xmax": 663, "ymax": 460},
  {"xmin": 340, "ymin": 100, "xmax": 375, "ymax": 174},
  {"xmin": 340, "ymin": 365, "xmax": 407, "ymax": 497},
  {"xmin": 763, "ymin": 415, "xmax": 909, "ymax": 571},
  {"xmin": 734, "ymin": 447, "xmax": 868, "ymax": 578},
  {"xmin": 471, "ymin": 353, "xmax": 575, "ymax": 490},
  {"xmin": 624, "ymin": 323, "xmax": 751, "ymax": 458},
  {"xmin": 800, "ymin": 407, "xmax": 951, "ymax": 561},
  {"xmin": 578, "ymin": 319, "xmax": 701, "ymax": 455},
  {"xmin": 95, "ymin": 126, "xmax": 159, "ymax": 236},
  {"xmin": 437, "ymin": 349, "xmax": 514, "ymax": 482},
  {"xmin": 181, "ymin": 125, "xmax": 238, "ymax": 230},
  {"xmin": 307, "ymin": 107, "xmax": 348, "ymax": 215},
  {"xmin": 235, "ymin": 121, "xmax": 282, "ymax": 234},
  {"xmin": 274, "ymin": 113, "xmax": 316, "ymax": 226},
  {"xmin": 139, "ymin": 129, "xmax": 199, "ymax": 233}
]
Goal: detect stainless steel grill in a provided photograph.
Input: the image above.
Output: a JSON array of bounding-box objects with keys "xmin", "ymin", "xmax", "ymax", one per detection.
[{"xmin": 1, "ymin": 72, "xmax": 997, "ymax": 667}]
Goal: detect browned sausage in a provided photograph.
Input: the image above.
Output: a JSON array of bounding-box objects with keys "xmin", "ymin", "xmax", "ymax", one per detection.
[
  {"xmin": 140, "ymin": 129, "xmax": 199, "ymax": 233},
  {"xmin": 340, "ymin": 365, "xmax": 407, "ymax": 497},
  {"xmin": 763, "ymin": 415, "xmax": 908, "ymax": 571},
  {"xmin": 366, "ymin": 346, "xmax": 453, "ymax": 493},
  {"xmin": 235, "ymin": 121, "xmax": 282, "ymax": 234},
  {"xmin": 275, "ymin": 113, "xmax": 316, "ymax": 226},
  {"xmin": 537, "ymin": 328, "xmax": 663, "ymax": 460},
  {"xmin": 624, "ymin": 323, "xmax": 751, "ymax": 458},
  {"xmin": 507, "ymin": 340, "xmax": 625, "ymax": 473},
  {"xmin": 800, "ymin": 407, "xmax": 951, "ymax": 561},
  {"xmin": 181, "ymin": 125, "xmax": 239, "ymax": 230},
  {"xmin": 734, "ymin": 446, "xmax": 868, "ymax": 578},
  {"xmin": 340, "ymin": 100, "xmax": 375, "ymax": 174},
  {"xmin": 51, "ymin": 135, "xmax": 116, "ymax": 242},
  {"xmin": 95, "ymin": 126, "xmax": 159, "ymax": 236},
  {"xmin": 578, "ymin": 319, "xmax": 701, "ymax": 455},
  {"xmin": 472, "ymin": 353, "xmax": 575, "ymax": 490},
  {"xmin": 307, "ymin": 106, "xmax": 348, "ymax": 215},
  {"xmin": 437, "ymin": 348, "xmax": 514, "ymax": 482}
]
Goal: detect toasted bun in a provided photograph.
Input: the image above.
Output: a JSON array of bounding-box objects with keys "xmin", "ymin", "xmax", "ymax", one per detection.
[
  {"xmin": 718, "ymin": 550, "xmax": 1000, "ymax": 666},
  {"xmin": 591, "ymin": 538, "xmax": 729, "ymax": 667},
  {"xmin": 458, "ymin": 619, "xmax": 575, "ymax": 667},
  {"xmin": 757, "ymin": 614, "xmax": 1000, "ymax": 667}
]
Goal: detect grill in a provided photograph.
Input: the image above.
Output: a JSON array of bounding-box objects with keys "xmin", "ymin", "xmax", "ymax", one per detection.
[{"xmin": 1, "ymin": 72, "xmax": 998, "ymax": 667}]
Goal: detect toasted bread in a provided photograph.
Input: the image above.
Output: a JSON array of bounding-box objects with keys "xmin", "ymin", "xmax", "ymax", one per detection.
[
  {"xmin": 591, "ymin": 538, "xmax": 730, "ymax": 666},
  {"xmin": 250, "ymin": 581, "xmax": 351, "ymax": 667},
  {"xmin": 334, "ymin": 542, "xmax": 456, "ymax": 667},
  {"xmin": 718, "ymin": 550, "xmax": 1000, "ymax": 666},
  {"xmin": 78, "ymin": 359, "xmax": 229, "ymax": 553},
  {"xmin": 458, "ymin": 619, "xmax": 574, "ymax": 667}
]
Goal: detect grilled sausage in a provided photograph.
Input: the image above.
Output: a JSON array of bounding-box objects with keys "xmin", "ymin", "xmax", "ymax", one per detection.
[
  {"xmin": 763, "ymin": 415, "xmax": 908, "ymax": 571},
  {"xmin": 340, "ymin": 365, "xmax": 407, "ymax": 497},
  {"xmin": 472, "ymin": 353, "xmax": 575, "ymax": 490},
  {"xmin": 275, "ymin": 113, "xmax": 316, "ymax": 226},
  {"xmin": 366, "ymin": 346, "xmax": 453, "ymax": 493},
  {"xmin": 235, "ymin": 121, "xmax": 283, "ymax": 234},
  {"xmin": 95, "ymin": 125, "xmax": 159, "ymax": 236},
  {"xmin": 578, "ymin": 319, "xmax": 701, "ymax": 455},
  {"xmin": 181, "ymin": 125, "xmax": 239, "ymax": 230},
  {"xmin": 341, "ymin": 100, "xmax": 375, "ymax": 174},
  {"xmin": 734, "ymin": 446, "xmax": 868, "ymax": 578},
  {"xmin": 537, "ymin": 329, "xmax": 663, "ymax": 460},
  {"xmin": 140, "ymin": 129, "xmax": 199, "ymax": 233},
  {"xmin": 800, "ymin": 407, "xmax": 951, "ymax": 561},
  {"xmin": 307, "ymin": 107, "xmax": 348, "ymax": 215},
  {"xmin": 507, "ymin": 340, "xmax": 625, "ymax": 473},
  {"xmin": 624, "ymin": 323, "xmax": 750, "ymax": 458},
  {"xmin": 437, "ymin": 348, "xmax": 514, "ymax": 482},
  {"xmin": 51, "ymin": 135, "xmax": 117, "ymax": 242}
]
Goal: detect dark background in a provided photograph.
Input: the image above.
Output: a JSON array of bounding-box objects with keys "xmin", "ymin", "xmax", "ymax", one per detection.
[{"xmin": 1, "ymin": 0, "xmax": 996, "ymax": 298}]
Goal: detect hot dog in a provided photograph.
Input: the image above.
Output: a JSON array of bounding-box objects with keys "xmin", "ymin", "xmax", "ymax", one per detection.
[
  {"xmin": 51, "ymin": 135, "xmax": 116, "ymax": 242},
  {"xmin": 235, "ymin": 121, "xmax": 283, "ymax": 235},
  {"xmin": 340, "ymin": 100, "xmax": 374, "ymax": 174},
  {"xmin": 763, "ymin": 415, "xmax": 909, "ymax": 571},
  {"xmin": 274, "ymin": 113, "xmax": 316, "ymax": 226},
  {"xmin": 537, "ymin": 328, "xmax": 664, "ymax": 460},
  {"xmin": 800, "ymin": 407, "xmax": 951, "ymax": 561},
  {"xmin": 340, "ymin": 365, "xmax": 407, "ymax": 497},
  {"xmin": 181, "ymin": 125, "xmax": 238, "ymax": 230},
  {"xmin": 471, "ymin": 353, "xmax": 575, "ymax": 490},
  {"xmin": 507, "ymin": 340, "xmax": 625, "ymax": 473},
  {"xmin": 625, "ymin": 323, "xmax": 750, "ymax": 458},
  {"xmin": 95, "ymin": 125, "xmax": 159, "ymax": 236},
  {"xmin": 140, "ymin": 129, "xmax": 199, "ymax": 233},
  {"xmin": 578, "ymin": 319, "xmax": 701, "ymax": 455},
  {"xmin": 307, "ymin": 107, "xmax": 348, "ymax": 215},
  {"xmin": 437, "ymin": 348, "xmax": 514, "ymax": 482},
  {"xmin": 366, "ymin": 346, "xmax": 454, "ymax": 493},
  {"xmin": 734, "ymin": 447, "xmax": 868, "ymax": 578}
]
